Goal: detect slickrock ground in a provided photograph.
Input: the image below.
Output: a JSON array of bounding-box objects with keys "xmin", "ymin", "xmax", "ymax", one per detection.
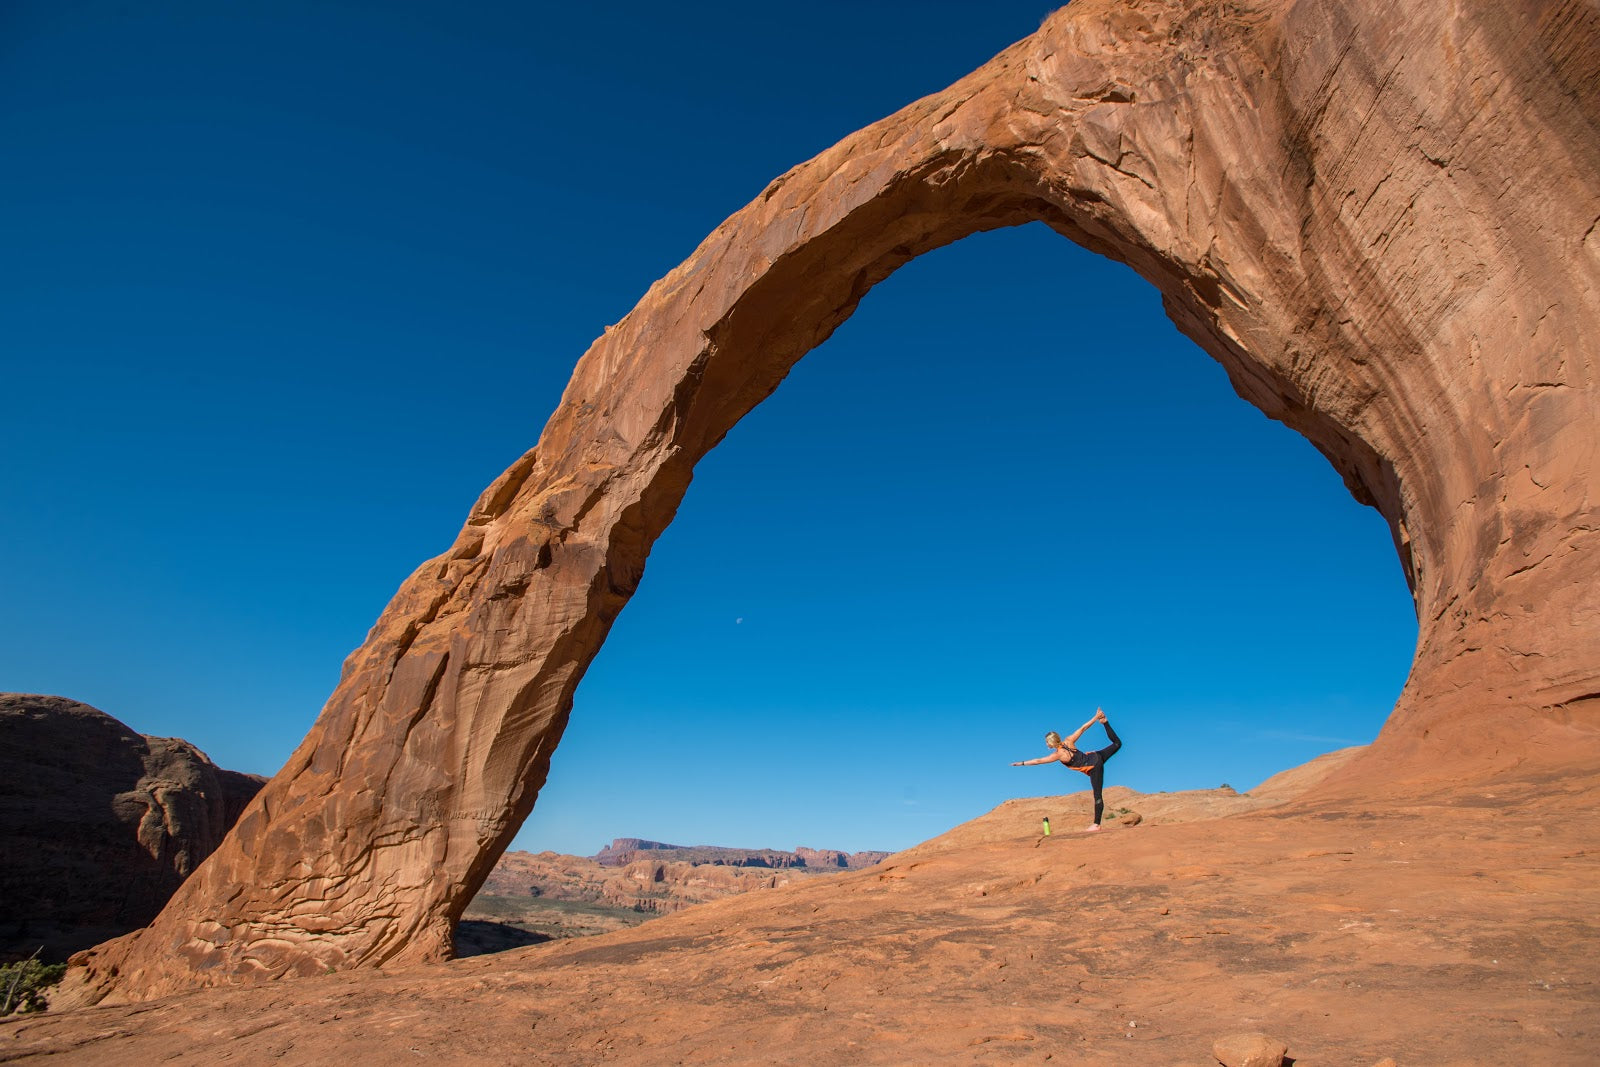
[
  {"xmin": 7, "ymin": 754, "xmax": 1596, "ymax": 1065},
  {"xmin": 453, "ymin": 762, "xmax": 1357, "ymax": 949}
]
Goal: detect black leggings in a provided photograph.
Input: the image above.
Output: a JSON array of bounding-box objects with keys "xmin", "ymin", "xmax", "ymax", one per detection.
[{"xmin": 1086, "ymin": 721, "xmax": 1122, "ymax": 826}]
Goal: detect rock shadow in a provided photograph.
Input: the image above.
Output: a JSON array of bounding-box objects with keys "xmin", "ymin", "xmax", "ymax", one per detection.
[{"xmin": 451, "ymin": 920, "xmax": 552, "ymax": 958}]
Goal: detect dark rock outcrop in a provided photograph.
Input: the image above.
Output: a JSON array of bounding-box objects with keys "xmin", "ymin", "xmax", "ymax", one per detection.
[{"xmin": 0, "ymin": 694, "xmax": 264, "ymax": 962}]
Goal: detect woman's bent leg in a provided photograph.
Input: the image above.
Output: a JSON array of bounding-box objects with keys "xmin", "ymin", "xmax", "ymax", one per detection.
[{"xmin": 1098, "ymin": 720, "xmax": 1122, "ymax": 761}]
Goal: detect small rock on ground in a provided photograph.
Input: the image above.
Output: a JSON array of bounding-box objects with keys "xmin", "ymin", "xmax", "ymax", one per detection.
[{"xmin": 1213, "ymin": 1031, "xmax": 1289, "ymax": 1067}]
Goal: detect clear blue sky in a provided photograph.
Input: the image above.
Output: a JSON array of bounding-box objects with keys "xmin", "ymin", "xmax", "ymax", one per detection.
[{"xmin": 0, "ymin": 2, "xmax": 1417, "ymax": 857}]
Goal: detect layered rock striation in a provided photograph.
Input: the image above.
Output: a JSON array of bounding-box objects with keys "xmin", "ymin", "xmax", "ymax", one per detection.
[
  {"xmin": 66, "ymin": 0, "xmax": 1600, "ymax": 1003},
  {"xmin": 0, "ymin": 694, "xmax": 264, "ymax": 961}
]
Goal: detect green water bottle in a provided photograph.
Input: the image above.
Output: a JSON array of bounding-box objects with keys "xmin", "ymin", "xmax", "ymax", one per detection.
[{"xmin": 1042, "ymin": 817, "xmax": 1051, "ymax": 836}]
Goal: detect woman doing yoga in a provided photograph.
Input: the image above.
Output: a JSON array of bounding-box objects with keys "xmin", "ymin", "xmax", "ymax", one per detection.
[{"xmin": 1011, "ymin": 708, "xmax": 1123, "ymax": 831}]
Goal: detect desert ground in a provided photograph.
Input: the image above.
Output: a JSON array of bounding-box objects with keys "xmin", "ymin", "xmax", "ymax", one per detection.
[{"xmin": 5, "ymin": 749, "xmax": 1595, "ymax": 1065}]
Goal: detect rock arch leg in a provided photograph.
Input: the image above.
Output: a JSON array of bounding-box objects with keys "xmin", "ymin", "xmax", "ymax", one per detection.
[{"xmin": 66, "ymin": 0, "xmax": 1600, "ymax": 1004}]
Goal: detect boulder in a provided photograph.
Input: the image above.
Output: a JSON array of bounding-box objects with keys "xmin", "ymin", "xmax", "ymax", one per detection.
[{"xmin": 1213, "ymin": 1031, "xmax": 1289, "ymax": 1067}]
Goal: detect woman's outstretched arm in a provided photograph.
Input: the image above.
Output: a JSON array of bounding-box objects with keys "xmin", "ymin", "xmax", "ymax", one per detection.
[{"xmin": 1011, "ymin": 753, "xmax": 1058, "ymax": 766}]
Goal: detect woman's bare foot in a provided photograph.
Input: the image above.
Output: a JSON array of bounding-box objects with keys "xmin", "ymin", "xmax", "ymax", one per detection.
[
  {"xmin": 1084, "ymin": 824, "xmax": 1101, "ymax": 832},
  {"xmin": 1094, "ymin": 708, "xmax": 1107, "ymax": 724}
]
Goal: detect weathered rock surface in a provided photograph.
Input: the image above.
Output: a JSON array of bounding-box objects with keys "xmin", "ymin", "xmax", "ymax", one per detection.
[
  {"xmin": 10, "ymin": 764, "xmax": 1597, "ymax": 1063},
  {"xmin": 0, "ymin": 695, "xmax": 263, "ymax": 962},
  {"xmin": 62, "ymin": 0, "xmax": 1600, "ymax": 1003}
]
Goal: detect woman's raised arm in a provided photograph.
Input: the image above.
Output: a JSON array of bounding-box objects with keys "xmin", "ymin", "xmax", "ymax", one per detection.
[{"xmin": 1064, "ymin": 712, "xmax": 1099, "ymax": 747}]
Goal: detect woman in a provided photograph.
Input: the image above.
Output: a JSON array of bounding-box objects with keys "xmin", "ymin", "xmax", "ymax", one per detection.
[{"xmin": 1011, "ymin": 708, "xmax": 1123, "ymax": 831}]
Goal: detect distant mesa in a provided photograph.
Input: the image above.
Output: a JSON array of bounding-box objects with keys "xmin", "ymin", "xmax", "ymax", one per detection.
[
  {"xmin": 796, "ymin": 846, "xmax": 891, "ymax": 869},
  {"xmin": 0, "ymin": 694, "xmax": 264, "ymax": 963},
  {"xmin": 592, "ymin": 838, "xmax": 890, "ymax": 870},
  {"xmin": 460, "ymin": 835, "xmax": 893, "ymax": 952}
]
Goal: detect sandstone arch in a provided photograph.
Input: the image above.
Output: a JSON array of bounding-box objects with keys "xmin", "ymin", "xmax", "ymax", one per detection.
[{"xmin": 68, "ymin": 0, "xmax": 1599, "ymax": 1003}]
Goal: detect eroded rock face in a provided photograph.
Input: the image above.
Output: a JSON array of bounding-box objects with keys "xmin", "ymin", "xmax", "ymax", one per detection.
[
  {"xmin": 66, "ymin": 0, "xmax": 1600, "ymax": 1004},
  {"xmin": 0, "ymin": 694, "xmax": 264, "ymax": 961}
]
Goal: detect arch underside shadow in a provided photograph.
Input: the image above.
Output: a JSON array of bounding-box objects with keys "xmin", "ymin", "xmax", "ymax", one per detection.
[{"xmin": 65, "ymin": 0, "xmax": 1600, "ymax": 1004}]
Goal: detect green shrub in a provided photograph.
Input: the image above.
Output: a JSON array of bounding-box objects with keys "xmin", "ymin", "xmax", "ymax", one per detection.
[{"xmin": 1, "ymin": 956, "xmax": 67, "ymax": 1015}]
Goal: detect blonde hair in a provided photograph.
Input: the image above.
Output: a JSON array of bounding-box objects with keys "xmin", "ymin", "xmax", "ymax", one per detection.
[{"xmin": 1044, "ymin": 731, "xmax": 1063, "ymax": 747}]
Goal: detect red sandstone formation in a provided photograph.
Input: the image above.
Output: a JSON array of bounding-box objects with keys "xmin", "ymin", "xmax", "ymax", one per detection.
[
  {"xmin": 61, "ymin": 0, "xmax": 1600, "ymax": 1004},
  {"xmin": 0, "ymin": 695, "xmax": 263, "ymax": 961}
]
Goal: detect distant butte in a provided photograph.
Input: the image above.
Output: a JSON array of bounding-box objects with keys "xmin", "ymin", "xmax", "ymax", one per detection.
[
  {"xmin": 590, "ymin": 839, "xmax": 889, "ymax": 870},
  {"xmin": 459, "ymin": 838, "xmax": 892, "ymax": 945},
  {"xmin": 56, "ymin": 0, "xmax": 1600, "ymax": 1010}
]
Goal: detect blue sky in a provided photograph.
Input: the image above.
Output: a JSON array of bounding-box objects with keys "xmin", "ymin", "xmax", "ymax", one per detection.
[{"xmin": 0, "ymin": 2, "xmax": 1418, "ymax": 856}]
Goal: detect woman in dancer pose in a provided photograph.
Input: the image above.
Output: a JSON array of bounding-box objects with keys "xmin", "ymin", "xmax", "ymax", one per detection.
[{"xmin": 1011, "ymin": 708, "xmax": 1123, "ymax": 831}]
